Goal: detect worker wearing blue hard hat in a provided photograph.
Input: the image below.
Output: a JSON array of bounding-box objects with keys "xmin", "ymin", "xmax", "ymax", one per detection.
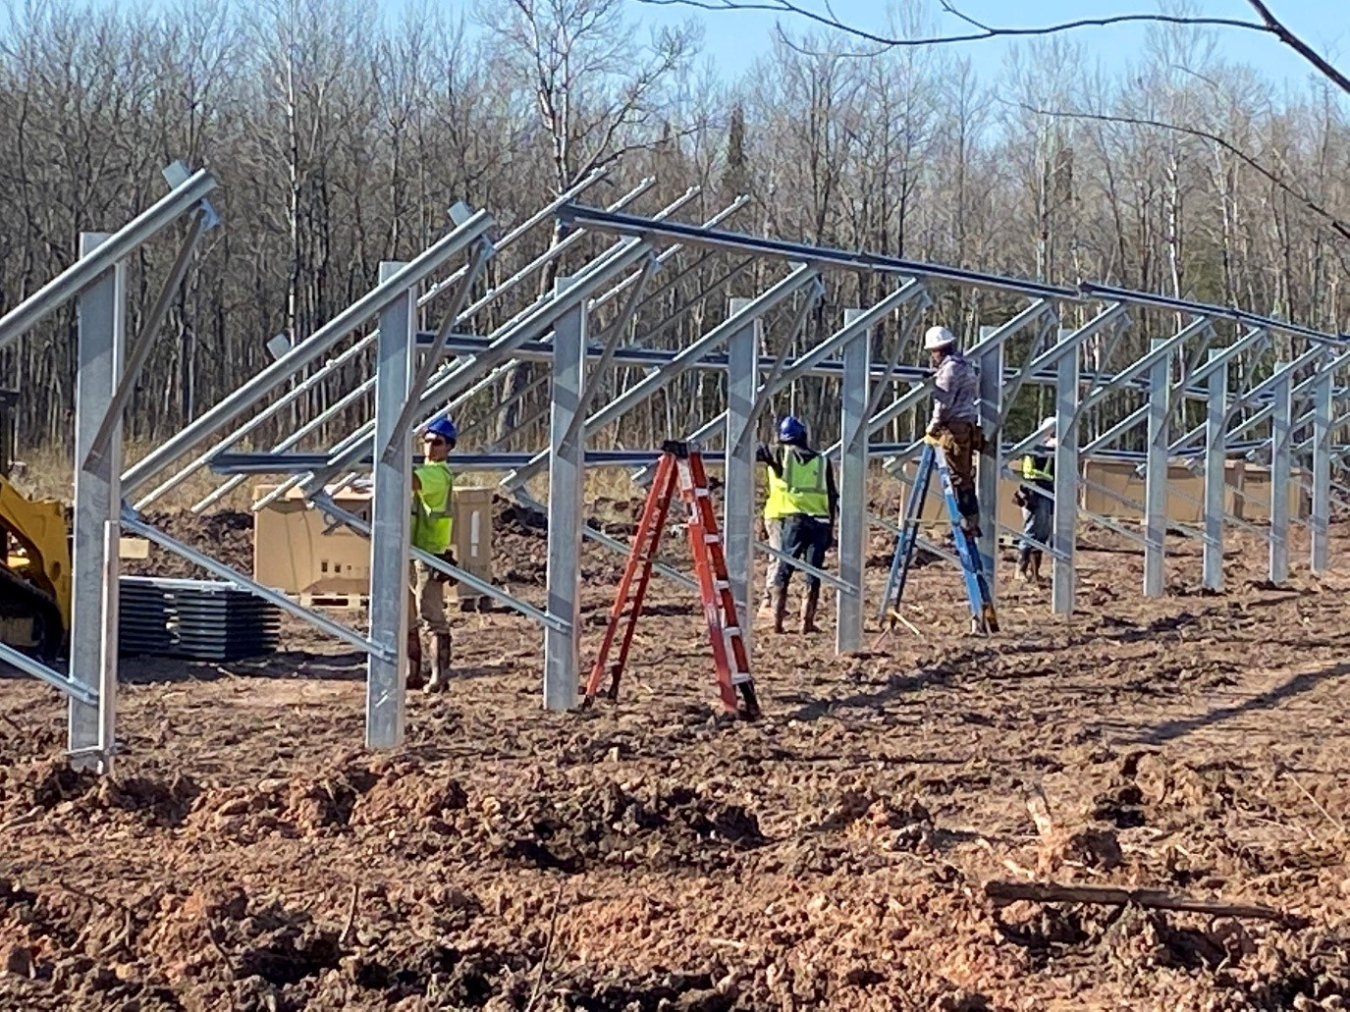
[
  {"xmin": 409, "ymin": 415, "xmax": 459, "ymax": 692},
  {"xmin": 756, "ymin": 414, "xmax": 838, "ymax": 634}
]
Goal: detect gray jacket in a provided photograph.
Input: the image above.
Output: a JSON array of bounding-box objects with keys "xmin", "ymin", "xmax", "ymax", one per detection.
[{"xmin": 929, "ymin": 352, "xmax": 979, "ymax": 429}]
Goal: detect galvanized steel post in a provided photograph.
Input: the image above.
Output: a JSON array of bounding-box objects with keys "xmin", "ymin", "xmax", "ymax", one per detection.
[
  {"xmin": 1143, "ymin": 338, "xmax": 1170, "ymax": 598},
  {"xmin": 1311, "ymin": 364, "xmax": 1333, "ymax": 574},
  {"xmin": 1268, "ymin": 364, "xmax": 1292, "ymax": 583},
  {"xmin": 976, "ymin": 339, "xmax": 1003, "ymax": 605},
  {"xmin": 1052, "ymin": 328, "xmax": 1079, "ymax": 616},
  {"xmin": 543, "ymin": 278, "xmax": 585, "ymax": 711},
  {"xmin": 836, "ymin": 308, "xmax": 870, "ymax": 653},
  {"xmin": 1203, "ymin": 348, "xmax": 1227, "ymax": 591},
  {"xmin": 69, "ymin": 232, "xmax": 126, "ymax": 773},
  {"xmin": 366, "ymin": 261, "xmax": 415, "ymax": 749}
]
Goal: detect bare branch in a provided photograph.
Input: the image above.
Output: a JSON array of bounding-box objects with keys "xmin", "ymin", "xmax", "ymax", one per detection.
[
  {"xmin": 638, "ymin": 0, "xmax": 1350, "ymax": 99},
  {"xmin": 1009, "ymin": 99, "xmax": 1350, "ymax": 243},
  {"xmin": 1243, "ymin": 0, "xmax": 1350, "ymax": 96},
  {"xmin": 635, "ymin": 0, "xmax": 1268, "ymax": 50}
]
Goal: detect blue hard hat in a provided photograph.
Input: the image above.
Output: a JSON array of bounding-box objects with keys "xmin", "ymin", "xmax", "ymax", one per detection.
[
  {"xmin": 778, "ymin": 415, "xmax": 806, "ymax": 442},
  {"xmin": 426, "ymin": 416, "xmax": 458, "ymax": 442}
]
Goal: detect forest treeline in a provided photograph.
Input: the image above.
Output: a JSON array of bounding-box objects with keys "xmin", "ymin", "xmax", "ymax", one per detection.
[{"xmin": 0, "ymin": 0, "xmax": 1346, "ymax": 455}]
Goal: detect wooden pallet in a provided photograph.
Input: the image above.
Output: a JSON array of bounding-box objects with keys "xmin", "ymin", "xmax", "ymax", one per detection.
[
  {"xmin": 293, "ymin": 590, "xmax": 489, "ymax": 612},
  {"xmin": 295, "ymin": 591, "xmax": 368, "ymax": 611}
]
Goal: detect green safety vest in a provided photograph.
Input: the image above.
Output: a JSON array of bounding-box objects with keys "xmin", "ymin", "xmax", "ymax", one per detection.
[
  {"xmin": 1022, "ymin": 453, "xmax": 1053, "ymax": 485},
  {"xmin": 764, "ymin": 450, "xmax": 829, "ymax": 520},
  {"xmin": 412, "ymin": 461, "xmax": 455, "ymax": 554}
]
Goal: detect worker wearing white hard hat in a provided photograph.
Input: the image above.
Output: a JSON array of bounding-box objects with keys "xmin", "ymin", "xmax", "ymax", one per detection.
[
  {"xmin": 922, "ymin": 324, "xmax": 987, "ymax": 535},
  {"xmin": 923, "ymin": 325, "xmax": 958, "ymax": 351},
  {"xmin": 1014, "ymin": 416, "xmax": 1057, "ymax": 584}
]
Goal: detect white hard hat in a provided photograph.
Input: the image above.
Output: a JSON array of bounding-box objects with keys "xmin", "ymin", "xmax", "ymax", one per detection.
[
  {"xmin": 924, "ymin": 325, "xmax": 957, "ymax": 351},
  {"xmin": 1039, "ymin": 416, "xmax": 1057, "ymax": 433}
]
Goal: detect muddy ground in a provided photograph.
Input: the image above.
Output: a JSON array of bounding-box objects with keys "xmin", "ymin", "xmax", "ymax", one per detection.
[{"xmin": 1, "ymin": 496, "xmax": 1348, "ymax": 1011}]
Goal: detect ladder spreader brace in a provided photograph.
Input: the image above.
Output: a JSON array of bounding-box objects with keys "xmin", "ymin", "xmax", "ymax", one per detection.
[
  {"xmin": 881, "ymin": 440, "xmax": 999, "ymax": 636},
  {"xmin": 583, "ymin": 439, "xmax": 761, "ymax": 719}
]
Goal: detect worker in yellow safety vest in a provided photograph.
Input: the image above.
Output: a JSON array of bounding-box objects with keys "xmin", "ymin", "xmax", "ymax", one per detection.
[
  {"xmin": 409, "ymin": 415, "xmax": 459, "ymax": 693},
  {"xmin": 756, "ymin": 415, "xmax": 838, "ymax": 634},
  {"xmin": 1014, "ymin": 417, "xmax": 1056, "ymax": 585}
]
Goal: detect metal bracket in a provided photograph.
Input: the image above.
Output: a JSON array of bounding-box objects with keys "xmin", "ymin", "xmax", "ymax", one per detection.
[{"xmin": 163, "ymin": 160, "xmax": 220, "ymax": 231}]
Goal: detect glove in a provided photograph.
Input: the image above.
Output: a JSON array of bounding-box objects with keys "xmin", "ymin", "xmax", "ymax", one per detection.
[
  {"xmin": 923, "ymin": 431, "xmax": 941, "ymax": 447},
  {"xmin": 432, "ymin": 550, "xmax": 460, "ymax": 585}
]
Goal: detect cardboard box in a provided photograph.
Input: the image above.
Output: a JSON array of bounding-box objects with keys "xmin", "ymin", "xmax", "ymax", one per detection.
[
  {"xmin": 1081, "ymin": 458, "xmax": 1305, "ymax": 523},
  {"xmin": 885, "ymin": 456, "xmax": 1306, "ymax": 536},
  {"xmin": 253, "ymin": 483, "xmax": 494, "ymax": 602}
]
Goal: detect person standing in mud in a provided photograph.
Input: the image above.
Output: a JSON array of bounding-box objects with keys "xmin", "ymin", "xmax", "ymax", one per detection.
[
  {"xmin": 1015, "ymin": 417, "xmax": 1056, "ymax": 585},
  {"xmin": 409, "ymin": 416, "xmax": 459, "ymax": 693},
  {"xmin": 756, "ymin": 415, "xmax": 838, "ymax": 635}
]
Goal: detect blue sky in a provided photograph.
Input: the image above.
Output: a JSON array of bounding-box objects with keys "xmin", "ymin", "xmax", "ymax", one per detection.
[{"xmin": 609, "ymin": 0, "xmax": 1347, "ymax": 94}]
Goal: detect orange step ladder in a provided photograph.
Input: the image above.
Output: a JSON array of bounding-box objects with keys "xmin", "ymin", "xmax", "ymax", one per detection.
[{"xmin": 583, "ymin": 440, "xmax": 760, "ymax": 719}]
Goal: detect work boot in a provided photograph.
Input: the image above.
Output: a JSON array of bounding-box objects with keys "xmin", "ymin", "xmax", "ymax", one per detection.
[
  {"xmin": 800, "ymin": 585, "xmax": 821, "ymax": 634},
  {"xmin": 406, "ymin": 629, "xmax": 426, "ymax": 691},
  {"xmin": 771, "ymin": 587, "xmax": 788, "ymax": 634},
  {"xmin": 425, "ymin": 632, "xmax": 453, "ymax": 693}
]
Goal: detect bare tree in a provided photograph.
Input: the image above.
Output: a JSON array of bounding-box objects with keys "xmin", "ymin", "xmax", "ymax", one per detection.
[{"xmin": 477, "ymin": 0, "xmax": 701, "ymax": 439}]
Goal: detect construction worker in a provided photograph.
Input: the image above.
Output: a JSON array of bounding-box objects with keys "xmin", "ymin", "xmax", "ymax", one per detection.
[
  {"xmin": 409, "ymin": 416, "xmax": 459, "ymax": 693},
  {"xmin": 1016, "ymin": 417, "xmax": 1056, "ymax": 584},
  {"xmin": 756, "ymin": 415, "xmax": 838, "ymax": 634},
  {"xmin": 923, "ymin": 325, "xmax": 985, "ymax": 535}
]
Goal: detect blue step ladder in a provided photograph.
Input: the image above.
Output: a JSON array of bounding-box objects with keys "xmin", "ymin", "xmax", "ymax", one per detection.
[{"xmin": 880, "ymin": 441, "xmax": 999, "ymax": 635}]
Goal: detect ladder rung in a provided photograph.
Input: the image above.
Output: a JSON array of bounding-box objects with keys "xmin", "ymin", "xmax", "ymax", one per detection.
[{"xmin": 730, "ymin": 672, "xmax": 752, "ymax": 685}]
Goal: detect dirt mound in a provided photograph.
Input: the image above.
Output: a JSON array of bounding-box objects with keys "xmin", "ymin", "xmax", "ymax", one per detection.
[
  {"xmin": 482, "ymin": 779, "xmax": 766, "ymax": 874},
  {"xmin": 127, "ymin": 508, "xmax": 254, "ymax": 577}
]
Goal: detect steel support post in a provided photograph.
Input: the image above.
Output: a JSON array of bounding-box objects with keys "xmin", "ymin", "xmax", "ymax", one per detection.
[
  {"xmin": 1051, "ymin": 328, "xmax": 1079, "ymax": 616},
  {"xmin": 69, "ymin": 233, "xmax": 126, "ymax": 772},
  {"xmin": 724, "ymin": 298, "xmax": 757, "ymax": 659},
  {"xmin": 1311, "ymin": 365, "xmax": 1333, "ymax": 574},
  {"xmin": 543, "ymin": 280, "xmax": 585, "ymax": 711},
  {"xmin": 836, "ymin": 308, "xmax": 870, "ymax": 653},
  {"xmin": 1202, "ymin": 348, "xmax": 1227, "ymax": 591},
  {"xmin": 366, "ymin": 262, "xmax": 415, "ymax": 749},
  {"xmin": 1143, "ymin": 338, "xmax": 1170, "ymax": 598},
  {"xmin": 976, "ymin": 340, "xmax": 1002, "ymax": 603},
  {"xmin": 1269, "ymin": 364, "xmax": 1292, "ymax": 584}
]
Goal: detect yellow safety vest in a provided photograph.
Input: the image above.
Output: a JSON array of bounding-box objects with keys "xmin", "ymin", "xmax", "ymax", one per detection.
[
  {"xmin": 764, "ymin": 450, "xmax": 829, "ymax": 520},
  {"xmin": 1021, "ymin": 454, "xmax": 1053, "ymax": 484},
  {"xmin": 412, "ymin": 461, "xmax": 455, "ymax": 554}
]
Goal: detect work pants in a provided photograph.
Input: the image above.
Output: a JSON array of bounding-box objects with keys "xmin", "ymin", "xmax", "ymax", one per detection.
[{"xmin": 775, "ymin": 514, "xmax": 831, "ymax": 593}]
